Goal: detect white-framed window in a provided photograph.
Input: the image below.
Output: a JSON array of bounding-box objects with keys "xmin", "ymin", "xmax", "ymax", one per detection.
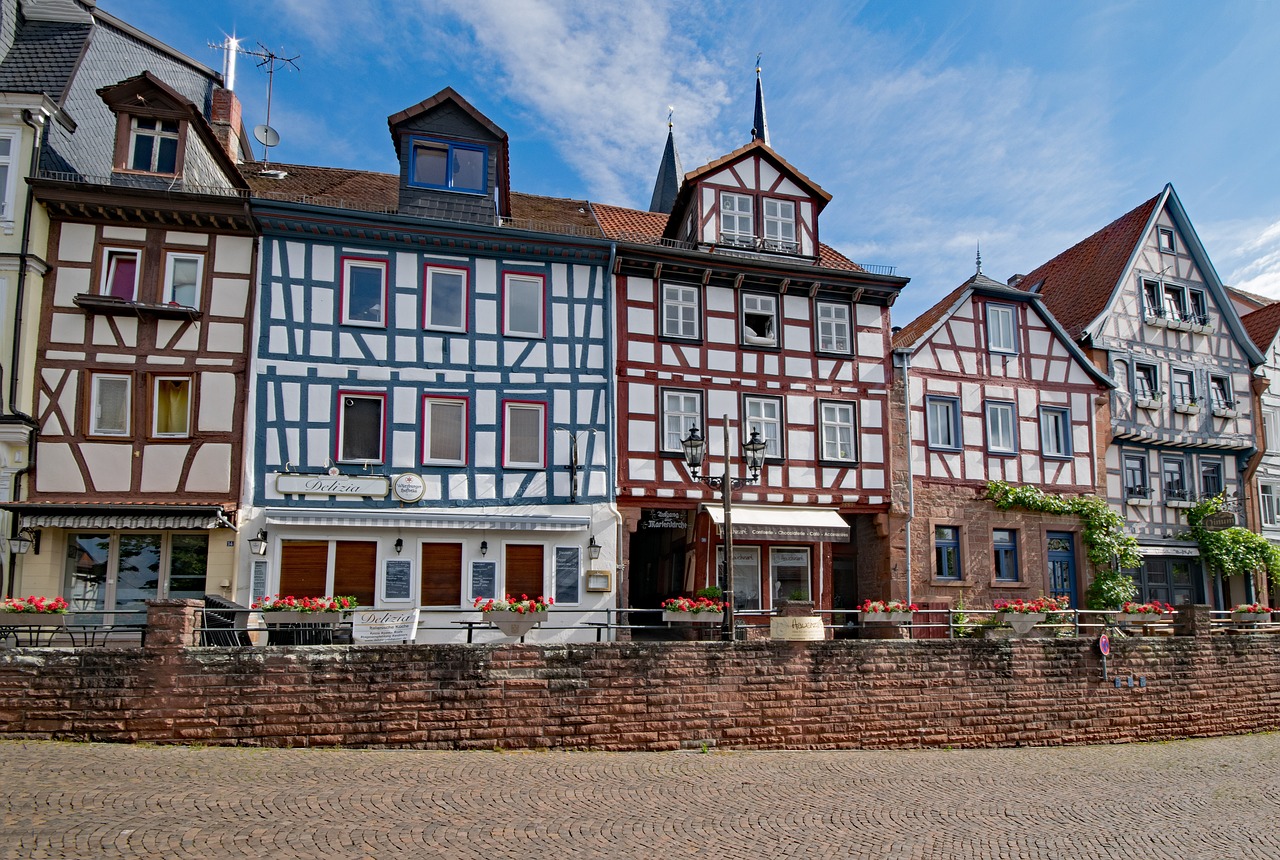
[
  {"xmin": 1039, "ymin": 406, "xmax": 1071, "ymax": 458},
  {"xmin": 926, "ymin": 396, "xmax": 960, "ymax": 449},
  {"xmin": 661, "ymin": 389, "xmax": 702, "ymax": 453},
  {"xmin": 152, "ymin": 376, "xmax": 191, "ymax": 437},
  {"xmin": 337, "ymin": 392, "xmax": 385, "ymax": 463},
  {"xmin": 128, "ymin": 117, "xmax": 179, "ymax": 174},
  {"xmin": 661, "ymin": 283, "xmax": 700, "ymax": 339},
  {"xmin": 504, "ymin": 273, "xmax": 544, "ymax": 338},
  {"xmin": 720, "ymin": 192, "xmax": 753, "ymax": 244},
  {"xmin": 762, "ymin": 198, "xmax": 796, "ymax": 251},
  {"xmin": 770, "ymin": 547, "xmax": 810, "ymax": 603},
  {"xmin": 985, "ymin": 400, "xmax": 1016, "ymax": 453},
  {"xmin": 815, "ymin": 300, "xmax": 851, "ymax": 353},
  {"xmin": 1158, "ymin": 227, "xmax": 1176, "ymax": 253},
  {"xmin": 0, "ymin": 130, "xmax": 18, "ymax": 222},
  {"xmin": 100, "ymin": 248, "xmax": 141, "ymax": 301},
  {"xmin": 987, "ymin": 304, "xmax": 1017, "ymax": 353},
  {"xmin": 820, "ymin": 401, "xmax": 857, "ymax": 462},
  {"xmin": 341, "ymin": 258, "xmax": 387, "ymax": 326},
  {"xmin": 716, "ymin": 545, "xmax": 761, "ymax": 611},
  {"xmin": 741, "ymin": 293, "xmax": 777, "ymax": 346},
  {"xmin": 744, "ymin": 395, "xmax": 782, "ymax": 459},
  {"xmin": 1262, "ymin": 483, "xmax": 1278, "ymax": 528},
  {"xmin": 1209, "ymin": 375, "xmax": 1234, "ymax": 410},
  {"xmin": 162, "ymin": 252, "xmax": 203, "ymax": 308},
  {"xmin": 503, "ymin": 401, "xmax": 545, "ymax": 469},
  {"xmin": 1163, "ymin": 284, "xmax": 1187, "ymax": 321},
  {"xmin": 424, "ymin": 265, "xmax": 468, "ymax": 331},
  {"xmin": 423, "ymin": 396, "xmax": 467, "ymax": 465},
  {"xmin": 90, "ymin": 373, "xmax": 130, "ymax": 436},
  {"xmin": 1266, "ymin": 410, "xmax": 1280, "ymax": 452}
]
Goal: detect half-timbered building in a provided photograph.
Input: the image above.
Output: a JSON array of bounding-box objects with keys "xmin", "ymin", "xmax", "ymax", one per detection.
[
  {"xmin": 596, "ymin": 114, "xmax": 909, "ymax": 623},
  {"xmin": 1241, "ymin": 302, "xmax": 1280, "ymax": 589},
  {"xmin": 1016, "ymin": 184, "xmax": 1264, "ymax": 608},
  {"xmin": 889, "ymin": 271, "xmax": 1113, "ymax": 608},
  {"xmin": 239, "ymin": 88, "xmax": 617, "ymax": 641}
]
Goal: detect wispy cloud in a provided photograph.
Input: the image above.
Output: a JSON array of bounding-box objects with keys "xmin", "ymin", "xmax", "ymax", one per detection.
[{"xmin": 1205, "ymin": 218, "xmax": 1280, "ymax": 299}]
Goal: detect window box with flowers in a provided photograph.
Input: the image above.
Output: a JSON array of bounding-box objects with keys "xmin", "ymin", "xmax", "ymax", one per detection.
[
  {"xmin": 860, "ymin": 599, "xmax": 917, "ymax": 624},
  {"xmin": 994, "ymin": 596, "xmax": 1067, "ymax": 636},
  {"xmin": 661, "ymin": 596, "xmax": 726, "ymax": 623},
  {"xmin": 1118, "ymin": 600, "xmax": 1174, "ymax": 626},
  {"xmin": 1, "ymin": 596, "xmax": 69, "ymax": 646},
  {"xmin": 1230, "ymin": 603, "xmax": 1272, "ymax": 624},
  {"xmin": 1135, "ymin": 392, "xmax": 1164, "ymax": 411},
  {"xmin": 474, "ymin": 594, "xmax": 552, "ymax": 638},
  {"xmin": 253, "ymin": 595, "xmax": 357, "ymax": 645},
  {"xmin": 1172, "ymin": 396, "xmax": 1202, "ymax": 415}
]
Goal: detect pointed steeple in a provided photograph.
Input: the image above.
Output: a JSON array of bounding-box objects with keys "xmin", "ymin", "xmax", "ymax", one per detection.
[
  {"xmin": 976, "ymin": 242, "xmax": 982, "ymax": 275},
  {"xmin": 751, "ymin": 54, "xmax": 769, "ymax": 146},
  {"xmin": 648, "ymin": 107, "xmax": 683, "ymax": 214}
]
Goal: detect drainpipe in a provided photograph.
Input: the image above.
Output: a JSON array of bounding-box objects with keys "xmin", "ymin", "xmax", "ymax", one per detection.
[{"xmin": 893, "ymin": 347, "xmax": 915, "ymax": 609}]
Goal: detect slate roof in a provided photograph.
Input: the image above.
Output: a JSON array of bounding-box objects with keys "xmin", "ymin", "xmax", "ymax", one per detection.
[
  {"xmin": 648, "ymin": 127, "xmax": 682, "ymax": 214},
  {"xmin": 1242, "ymin": 301, "xmax": 1280, "ymax": 355},
  {"xmin": 1015, "ymin": 192, "xmax": 1161, "ymax": 339},
  {"xmin": 0, "ymin": 20, "xmax": 89, "ymax": 103}
]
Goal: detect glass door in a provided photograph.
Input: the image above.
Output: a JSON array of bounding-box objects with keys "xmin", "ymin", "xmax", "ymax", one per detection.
[{"xmin": 1046, "ymin": 531, "xmax": 1077, "ymax": 607}]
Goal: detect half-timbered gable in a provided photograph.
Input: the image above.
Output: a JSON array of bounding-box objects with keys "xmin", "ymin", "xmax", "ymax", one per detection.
[
  {"xmin": 1018, "ymin": 184, "xmax": 1265, "ymax": 609},
  {"xmin": 1241, "ymin": 302, "xmax": 1280, "ymax": 561},
  {"xmin": 891, "ymin": 273, "xmax": 1113, "ymax": 607}
]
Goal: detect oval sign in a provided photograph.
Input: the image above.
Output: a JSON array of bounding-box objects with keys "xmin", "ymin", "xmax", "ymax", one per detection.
[
  {"xmin": 392, "ymin": 473, "xmax": 426, "ymax": 503},
  {"xmin": 1098, "ymin": 633, "xmax": 1110, "ymax": 656}
]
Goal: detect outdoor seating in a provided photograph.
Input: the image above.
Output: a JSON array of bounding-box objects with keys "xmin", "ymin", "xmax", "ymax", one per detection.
[{"xmin": 201, "ymin": 595, "xmax": 253, "ymax": 646}]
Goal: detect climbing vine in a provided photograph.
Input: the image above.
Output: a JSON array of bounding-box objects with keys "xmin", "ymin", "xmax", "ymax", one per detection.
[
  {"xmin": 1185, "ymin": 495, "xmax": 1280, "ymax": 583},
  {"xmin": 984, "ymin": 480, "xmax": 1142, "ymax": 609}
]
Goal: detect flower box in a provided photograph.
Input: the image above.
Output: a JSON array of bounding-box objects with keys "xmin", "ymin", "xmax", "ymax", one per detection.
[
  {"xmin": 1125, "ymin": 496, "xmax": 1152, "ymax": 507},
  {"xmin": 1135, "ymin": 396, "xmax": 1163, "ymax": 410},
  {"xmin": 491, "ymin": 611, "xmax": 547, "ymax": 637},
  {"xmin": 662, "ymin": 610, "xmax": 724, "ymax": 623},
  {"xmin": 996, "ymin": 612, "xmax": 1045, "ymax": 636},
  {"xmin": 1119, "ymin": 612, "xmax": 1171, "ymax": 625},
  {"xmin": 1212, "ymin": 406, "xmax": 1239, "ymax": 419},
  {"xmin": 0, "ymin": 611, "xmax": 67, "ymax": 646},
  {"xmin": 262, "ymin": 611, "xmax": 344, "ymax": 626},
  {"xmin": 1166, "ymin": 499, "xmax": 1194, "ymax": 509},
  {"xmin": 863, "ymin": 611, "xmax": 912, "ymax": 624},
  {"xmin": 1172, "ymin": 401, "xmax": 1202, "ymax": 415},
  {"xmin": 1232, "ymin": 612, "xmax": 1271, "ymax": 624}
]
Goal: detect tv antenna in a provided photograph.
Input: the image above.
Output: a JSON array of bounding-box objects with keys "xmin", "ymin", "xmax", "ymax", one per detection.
[{"xmin": 239, "ymin": 42, "xmax": 300, "ymax": 163}]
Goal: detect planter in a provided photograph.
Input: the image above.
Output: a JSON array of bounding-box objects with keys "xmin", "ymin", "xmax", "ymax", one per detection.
[
  {"xmin": 1173, "ymin": 402, "xmax": 1202, "ymax": 415},
  {"xmin": 262, "ymin": 611, "xmax": 344, "ymax": 625},
  {"xmin": 863, "ymin": 611, "xmax": 912, "ymax": 624},
  {"xmin": 262, "ymin": 611, "xmax": 344, "ymax": 645},
  {"xmin": 1119, "ymin": 613, "xmax": 1171, "ymax": 625},
  {"xmin": 1212, "ymin": 407, "xmax": 1239, "ymax": 419},
  {"xmin": 0, "ymin": 613, "xmax": 67, "ymax": 627},
  {"xmin": 489, "ymin": 610, "xmax": 547, "ymax": 637},
  {"xmin": 1135, "ymin": 397, "xmax": 1163, "ymax": 410},
  {"xmin": 663, "ymin": 610, "xmax": 724, "ymax": 623},
  {"xmin": 1232, "ymin": 612, "xmax": 1271, "ymax": 624},
  {"xmin": 997, "ymin": 612, "xmax": 1045, "ymax": 636}
]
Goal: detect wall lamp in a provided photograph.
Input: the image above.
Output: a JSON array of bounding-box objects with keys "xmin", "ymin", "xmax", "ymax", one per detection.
[
  {"xmin": 480, "ymin": 540, "xmax": 488, "ymax": 556},
  {"xmin": 247, "ymin": 529, "xmax": 269, "ymax": 557},
  {"xmin": 10, "ymin": 527, "xmax": 37, "ymax": 555},
  {"xmin": 394, "ymin": 538, "xmax": 403, "ymax": 555},
  {"xmin": 587, "ymin": 535, "xmax": 601, "ymax": 561}
]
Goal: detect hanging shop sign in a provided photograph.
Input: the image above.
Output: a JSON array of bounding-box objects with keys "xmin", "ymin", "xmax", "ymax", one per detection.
[
  {"xmin": 1136, "ymin": 544, "xmax": 1200, "ymax": 557},
  {"xmin": 392, "ymin": 473, "xmax": 426, "ymax": 503},
  {"xmin": 274, "ymin": 472, "xmax": 390, "ymax": 498},
  {"xmin": 642, "ymin": 510, "xmax": 689, "ymax": 529}
]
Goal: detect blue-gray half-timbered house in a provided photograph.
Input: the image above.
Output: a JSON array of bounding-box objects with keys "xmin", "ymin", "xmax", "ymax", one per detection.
[{"xmin": 240, "ymin": 88, "xmax": 617, "ymax": 642}]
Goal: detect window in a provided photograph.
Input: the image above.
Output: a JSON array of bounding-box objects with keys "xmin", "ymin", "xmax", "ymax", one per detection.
[
  {"xmin": 0, "ymin": 132, "xmax": 16, "ymax": 221},
  {"xmin": 424, "ymin": 266, "xmax": 467, "ymax": 331},
  {"xmin": 717, "ymin": 546, "xmax": 761, "ymax": 611},
  {"xmin": 504, "ymin": 401, "xmax": 545, "ymax": 469},
  {"xmin": 1267, "ymin": 410, "xmax": 1280, "ymax": 452},
  {"xmin": 1123, "ymin": 454, "xmax": 1150, "ymax": 499},
  {"xmin": 1040, "ymin": 407, "xmax": 1071, "ymax": 458},
  {"xmin": 128, "ymin": 117, "xmax": 179, "ymax": 174},
  {"xmin": 1189, "ymin": 291, "xmax": 1208, "ymax": 326},
  {"xmin": 987, "ymin": 304, "xmax": 1017, "ymax": 353},
  {"xmin": 90, "ymin": 374, "xmax": 130, "ymax": 436},
  {"xmin": 816, "ymin": 301, "xmax": 851, "ymax": 353},
  {"xmin": 423, "ymin": 396, "xmax": 467, "ymax": 465},
  {"xmin": 1171, "ymin": 369, "xmax": 1196, "ymax": 406},
  {"xmin": 770, "ymin": 547, "xmax": 810, "ymax": 603},
  {"xmin": 993, "ymin": 529, "xmax": 1018, "ymax": 582},
  {"xmin": 740, "ymin": 293, "xmax": 777, "ymax": 346},
  {"xmin": 100, "ymin": 248, "xmax": 140, "ymax": 301},
  {"xmin": 661, "ymin": 284, "xmax": 700, "ymax": 339},
  {"xmin": 720, "ymin": 193, "xmax": 754, "ymax": 244},
  {"xmin": 1143, "ymin": 280, "xmax": 1163, "ymax": 320},
  {"xmin": 1158, "ymin": 227, "xmax": 1175, "ymax": 252},
  {"xmin": 934, "ymin": 526, "xmax": 961, "ymax": 580},
  {"xmin": 338, "ymin": 392, "xmax": 385, "ymax": 463},
  {"xmin": 152, "ymin": 377, "xmax": 191, "ymax": 437},
  {"xmin": 985, "ymin": 401, "xmax": 1016, "ymax": 454},
  {"xmin": 341, "ymin": 258, "xmax": 387, "ymax": 326},
  {"xmin": 1162, "ymin": 456, "xmax": 1188, "ymax": 502},
  {"xmin": 762, "ymin": 198, "xmax": 796, "ymax": 251},
  {"xmin": 162, "ymin": 253, "xmax": 203, "ymax": 307},
  {"xmin": 1163, "ymin": 285, "xmax": 1187, "ymax": 321},
  {"xmin": 1134, "ymin": 364, "xmax": 1160, "ymax": 399},
  {"xmin": 744, "ymin": 395, "xmax": 782, "ymax": 459},
  {"xmin": 1262, "ymin": 483, "xmax": 1278, "ymax": 528},
  {"xmin": 64, "ymin": 532, "xmax": 207, "ymax": 623},
  {"xmin": 819, "ymin": 401, "xmax": 857, "ymax": 462},
  {"xmin": 409, "ymin": 137, "xmax": 487, "ymax": 193},
  {"xmin": 1200, "ymin": 461, "xmax": 1223, "ymax": 498},
  {"xmin": 1210, "ymin": 376, "xmax": 1234, "ymax": 410},
  {"xmin": 421, "ymin": 542, "xmax": 463, "ymax": 607},
  {"xmin": 662, "ymin": 389, "xmax": 702, "ymax": 453},
  {"xmin": 926, "ymin": 397, "xmax": 960, "ymax": 449},
  {"xmin": 504, "ymin": 273, "xmax": 544, "ymax": 338}
]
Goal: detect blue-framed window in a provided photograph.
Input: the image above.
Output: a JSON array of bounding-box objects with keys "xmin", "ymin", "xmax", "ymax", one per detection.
[
  {"xmin": 1039, "ymin": 406, "xmax": 1071, "ymax": 458},
  {"xmin": 926, "ymin": 396, "xmax": 961, "ymax": 449},
  {"xmin": 409, "ymin": 137, "xmax": 487, "ymax": 193},
  {"xmin": 934, "ymin": 526, "xmax": 962, "ymax": 580},
  {"xmin": 993, "ymin": 528, "xmax": 1018, "ymax": 582},
  {"xmin": 984, "ymin": 400, "xmax": 1016, "ymax": 454}
]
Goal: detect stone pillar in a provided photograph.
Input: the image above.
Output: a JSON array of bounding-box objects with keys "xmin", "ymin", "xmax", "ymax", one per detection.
[
  {"xmin": 145, "ymin": 599, "xmax": 202, "ymax": 649},
  {"xmin": 1175, "ymin": 603, "xmax": 1212, "ymax": 638}
]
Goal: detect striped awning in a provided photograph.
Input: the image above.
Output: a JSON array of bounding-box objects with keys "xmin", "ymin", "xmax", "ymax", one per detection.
[
  {"xmin": 703, "ymin": 504, "xmax": 851, "ymax": 542},
  {"xmin": 20, "ymin": 512, "xmax": 228, "ymax": 530},
  {"xmin": 264, "ymin": 508, "xmax": 590, "ymax": 532}
]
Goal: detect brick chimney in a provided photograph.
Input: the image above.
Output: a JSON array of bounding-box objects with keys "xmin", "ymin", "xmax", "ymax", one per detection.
[{"xmin": 210, "ymin": 87, "xmax": 245, "ymax": 162}]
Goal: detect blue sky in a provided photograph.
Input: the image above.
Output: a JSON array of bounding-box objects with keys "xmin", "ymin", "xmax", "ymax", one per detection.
[{"xmin": 118, "ymin": 0, "xmax": 1280, "ymax": 325}]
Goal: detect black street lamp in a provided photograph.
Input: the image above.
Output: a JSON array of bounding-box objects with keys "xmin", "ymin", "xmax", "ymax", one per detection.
[{"xmin": 681, "ymin": 416, "xmax": 767, "ymax": 641}]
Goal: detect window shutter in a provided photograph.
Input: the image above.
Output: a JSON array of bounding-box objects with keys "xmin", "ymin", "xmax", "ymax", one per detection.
[
  {"xmin": 279, "ymin": 541, "xmax": 329, "ymax": 597},
  {"xmin": 334, "ymin": 541, "xmax": 377, "ymax": 607},
  {"xmin": 421, "ymin": 543, "xmax": 463, "ymax": 607},
  {"xmin": 505, "ymin": 544, "xmax": 544, "ymax": 599}
]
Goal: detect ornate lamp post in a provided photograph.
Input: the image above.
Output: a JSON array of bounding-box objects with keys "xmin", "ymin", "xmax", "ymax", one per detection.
[{"xmin": 681, "ymin": 416, "xmax": 767, "ymax": 641}]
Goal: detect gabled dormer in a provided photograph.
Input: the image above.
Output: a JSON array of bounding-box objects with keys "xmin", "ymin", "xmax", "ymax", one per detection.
[
  {"xmin": 387, "ymin": 87, "xmax": 510, "ymax": 226},
  {"xmin": 662, "ymin": 139, "xmax": 831, "ymax": 261}
]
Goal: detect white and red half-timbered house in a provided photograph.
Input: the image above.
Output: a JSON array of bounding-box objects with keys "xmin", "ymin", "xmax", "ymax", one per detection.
[{"xmin": 890, "ymin": 271, "xmax": 1114, "ymax": 610}]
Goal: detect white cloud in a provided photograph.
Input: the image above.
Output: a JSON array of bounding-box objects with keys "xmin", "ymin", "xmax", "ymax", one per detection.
[{"xmin": 1206, "ymin": 217, "xmax": 1280, "ymax": 300}]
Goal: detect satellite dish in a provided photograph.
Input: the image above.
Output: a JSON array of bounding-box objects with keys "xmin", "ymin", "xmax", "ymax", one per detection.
[{"xmin": 253, "ymin": 124, "xmax": 280, "ymax": 147}]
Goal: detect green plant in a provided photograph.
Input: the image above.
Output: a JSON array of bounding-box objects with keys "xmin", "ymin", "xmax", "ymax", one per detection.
[
  {"xmin": 951, "ymin": 591, "xmax": 973, "ymax": 638},
  {"xmin": 1085, "ymin": 567, "xmax": 1138, "ymax": 610},
  {"xmin": 695, "ymin": 585, "xmax": 723, "ymax": 600},
  {"xmin": 1186, "ymin": 495, "xmax": 1280, "ymax": 583},
  {"xmin": 786, "ymin": 589, "xmax": 809, "ymax": 601}
]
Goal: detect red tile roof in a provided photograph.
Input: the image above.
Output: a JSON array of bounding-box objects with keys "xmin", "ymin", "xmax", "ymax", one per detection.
[
  {"xmin": 239, "ymin": 162, "xmax": 398, "ymax": 212},
  {"xmin": 507, "ymin": 192, "xmax": 603, "ymax": 236},
  {"xmin": 1015, "ymin": 192, "xmax": 1161, "ymax": 339},
  {"xmin": 891, "ymin": 282, "xmax": 969, "ymax": 350},
  {"xmin": 591, "ymin": 202, "xmax": 668, "ymax": 241},
  {"xmin": 1242, "ymin": 301, "xmax": 1280, "ymax": 354}
]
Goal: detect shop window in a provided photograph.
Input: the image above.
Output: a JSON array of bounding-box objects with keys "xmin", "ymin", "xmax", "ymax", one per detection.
[
  {"xmin": 64, "ymin": 533, "xmax": 207, "ymax": 623},
  {"xmin": 101, "ymin": 248, "xmax": 141, "ymax": 301},
  {"xmin": 770, "ymin": 547, "xmax": 810, "ymax": 604},
  {"xmin": 421, "ymin": 542, "xmax": 463, "ymax": 607},
  {"xmin": 744, "ymin": 395, "xmax": 782, "ymax": 459},
  {"xmin": 661, "ymin": 388, "xmax": 702, "ymax": 453},
  {"xmin": 424, "ymin": 265, "xmax": 468, "ymax": 331},
  {"xmin": 504, "ymin": 401, "xmax": 545, "ymax": 469},
  {"xmin": 816, "ymin": 300, "xmax": 851, "ymax": 353},
  {"xmin": 338, "ymin": 392, "xmax": 385, "ymax": 464},
  {"xmin": 662, "ymin": 283, "xmax": 700, "ymax": 339},
  {"xmin": 717, "ymin": 546, "xmax": 761, "ymax": 611},
  {"xmin": 90, "ymin": 373, "xmax": 131, "ymax": 436},
  {"xmin": 504, "ymin": 273, "xmax": 544, "ymax": 338},
  {"xmin": 341, "ymin": 258, "xmax": 387, "ymax": 326},
  {"xmin": 152, "ymin": 377, "xmax": 191, "ymax": 437},
  {"xmin": 993, "ymin": 529, "xmax": 1019, "ymax": 582},
  {"xmin": 505, "ymin": 543, "xmax": 544, "ymax": 599},
  {"xmin": 167, "ymin": 534, "xmax": 209, "ymax": 601},
  {"xmin": 740, "ymin": 293, "xmax": 777, "ymax": 346},
  {"xmin": 163, "ymin": 252, "xmax": 203, "ymax": 308},
  {"xmin": 423, "ymin": 396, "xmax": 467, "ymax": 465},
  {"xmin": 935, "ymin": 526, "xmax": 961, "ymax": 580},
  {"xmin": 819, "ymin": 401, "xmax": 857, "ymax": 462}
]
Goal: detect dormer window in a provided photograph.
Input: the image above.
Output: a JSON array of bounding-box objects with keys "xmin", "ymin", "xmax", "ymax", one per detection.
[
  {"xmin": 762, "ymin": 199, "xmax": 796, "ymax": 252},
  {"xmin": 409, "ymin": 137, "xmax": 487, "ymax": 193},
  {"xmin": 129, "ymin": 117, "xmax": 180, "ymax": 174},
  {"xmin": 720, "ymin": 193, "xmax": 754, "ymax": 246}
]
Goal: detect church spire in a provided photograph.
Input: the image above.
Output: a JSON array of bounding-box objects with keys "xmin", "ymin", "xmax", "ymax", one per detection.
[
  {"xmin": 648, "ymin": 106, "xmax": 683, "ymax": 214},
  {"xmin": 751, "ymin": 54, "xmax": 769, "ymax": 146}
]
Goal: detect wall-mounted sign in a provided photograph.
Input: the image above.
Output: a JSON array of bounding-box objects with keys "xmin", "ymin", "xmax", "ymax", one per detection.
[
  {"xmin": 1203, "ymin": 511, "xmax": 1236, "ymax": 532},
  {"xmin": 392, "ymin": 473, "xmax": 426, "ymax": 503},
  {"xmin": 383, "ymin": 559, "xmax": 412, "ymax": 601},
  {"xmin": 470, "ymin": 561, "xmax": 497, "ymax": 601},
  {"xmin": 642, "ymin": 510, "xmax": 689, "ymax": 529},
  {"xmin": 351, "ymin": 608, "xmax": 420, "ymax": 645},
  {"xmin": 1136, "ymin": 545, "xmax": 1200, "ymax": 557},
  {"xmin": 770, "ymin": 615, "xmax": 826, "ymax": 641},
  {"xmin": 275, "ymin": 472, "xmax": 390, "ymax": 498}
]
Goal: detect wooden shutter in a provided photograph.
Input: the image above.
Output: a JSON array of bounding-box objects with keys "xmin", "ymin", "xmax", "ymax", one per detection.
[
  {"xmin": 334, "ymin": 541, "xmax": 377, "ymax": 607},
  {"xmin": 279, "ymin": 541, "xmax": 329, "ymax": 597},
  {"xmin": 504, "ymin": 544, "xmax": 544, "ymax": 600},
  {"xmin": 421, "ymin": 542, "xmax": 463, "ymax": 607}
]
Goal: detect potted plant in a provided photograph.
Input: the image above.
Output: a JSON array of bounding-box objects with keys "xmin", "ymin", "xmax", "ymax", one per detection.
[
  {"xmin": 1230, "ymin": 602, "xmax": 1272, "ymax": 624},
  {"xmin": 252, "ymin": 594, "xmax": 358, "ymax": 625},
  {"xmin": 860, "ymin": 599, "xmax": 916, "ymax": 624},
  {"xmin": 473, "ymin": 594, "xmax": 552, "ymax": 637},
  {"xmin": 994, "ymin": 596, "xmax": 1066, "ymax": 636},
  {"xmin": 661, "ymin": 595, "xmax": 726, "ymax": 623},
  {"xmin": 1, "ymin": 595, "xmax": 70, "ymax": 646},
  {"xmin": 1118, "ymin": 600, "xmax": 1175, "ymax": 624}
]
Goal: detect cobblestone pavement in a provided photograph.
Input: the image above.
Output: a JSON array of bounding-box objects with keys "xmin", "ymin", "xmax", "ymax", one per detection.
[{"xmin": 4, "ymin": 735, "xmax": 1280, "ymax": 859}]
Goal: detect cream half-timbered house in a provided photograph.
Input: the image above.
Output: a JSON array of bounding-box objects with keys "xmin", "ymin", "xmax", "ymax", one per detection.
[
  {"xmin": 1017, "ymin": 184, "xmax": 1264, "ymax": 608},
  {"xmin": 890, "ymin": 273, "xmax": 1113, "ymax": 608},
  {"xmin": 596, "ymin": 136, "xmax": 909, "ymax": 621}
]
